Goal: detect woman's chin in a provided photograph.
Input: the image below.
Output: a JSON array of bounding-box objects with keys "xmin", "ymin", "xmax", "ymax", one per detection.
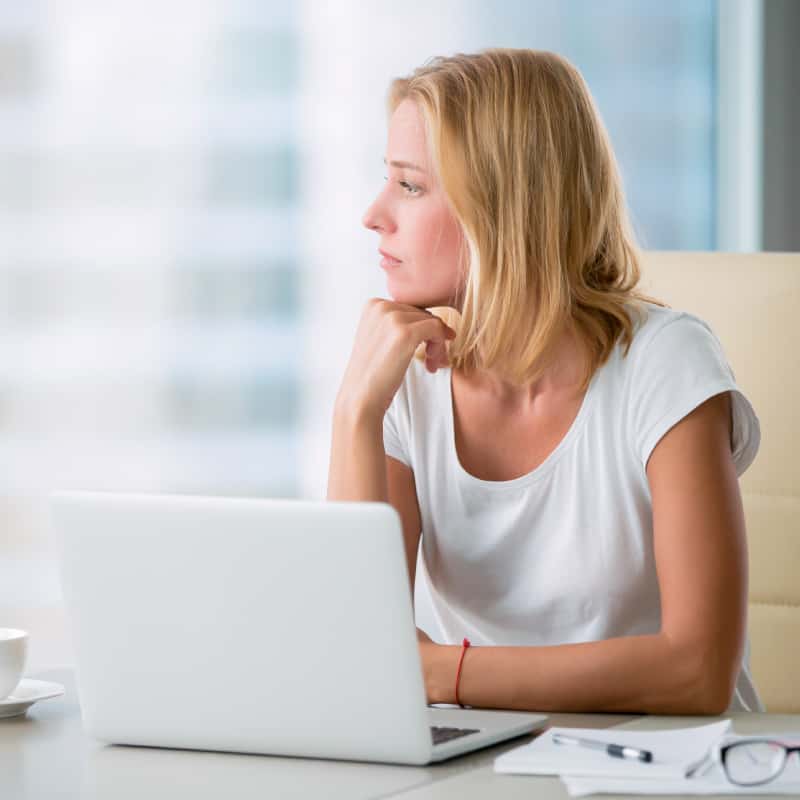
[{"xmin": 388, "ymin": 287, "xmax": 455, "ymax": 310}]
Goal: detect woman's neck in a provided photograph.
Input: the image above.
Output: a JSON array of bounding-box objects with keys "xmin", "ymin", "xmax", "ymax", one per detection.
[{"xmin": 460, "ymin": 327, "xmax": 589, "ymax": 412}]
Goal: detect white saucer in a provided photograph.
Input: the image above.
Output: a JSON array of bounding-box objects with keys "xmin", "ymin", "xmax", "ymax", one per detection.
[{"xmin": 0, "ymin": 679, "xmax": 65, "ymax": 719}]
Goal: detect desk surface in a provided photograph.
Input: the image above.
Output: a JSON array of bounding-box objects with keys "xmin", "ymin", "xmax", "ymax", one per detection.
[{"xmin": 2, "ymin": 668, "xmax": 798, "ymax": 799}]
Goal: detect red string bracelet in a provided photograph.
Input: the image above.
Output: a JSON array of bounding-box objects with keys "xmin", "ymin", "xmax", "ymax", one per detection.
[{"xmin": 454, "ymin": 637, "xmax": 471, "ymax": 707}]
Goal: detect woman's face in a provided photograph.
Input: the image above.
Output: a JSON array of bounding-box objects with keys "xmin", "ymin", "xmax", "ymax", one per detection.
[{"xmin": 362, "ymin": 98, "xmax": 465, "ymax": 309}]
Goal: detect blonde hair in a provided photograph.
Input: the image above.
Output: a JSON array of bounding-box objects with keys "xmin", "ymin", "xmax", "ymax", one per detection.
[{"xmin": 387, "ymin": 48, "xmax": 666, "ymax": 392}]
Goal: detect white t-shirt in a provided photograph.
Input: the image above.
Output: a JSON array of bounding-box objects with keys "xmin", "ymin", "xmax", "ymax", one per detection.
[{"xmin": 383, "ymin": 302, "xmax": 763, "ymax": 712}]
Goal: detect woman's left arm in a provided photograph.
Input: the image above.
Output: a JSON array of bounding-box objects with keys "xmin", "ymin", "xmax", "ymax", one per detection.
[{"xmin": 420, "ymin": 391, "xmax": 747, "ymax": 715}]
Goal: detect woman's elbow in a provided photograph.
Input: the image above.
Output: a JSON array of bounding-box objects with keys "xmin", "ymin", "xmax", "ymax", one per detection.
[
  {"xmin": 684, "ymin": 651, "xmax": 738, "ymax": 716},
  {"xmin": 692, "ymin": 661, "xmax": 737, "ymax": 715},
  {"xmin": 661, "ymin": 635, "xmax": 738, "ymax": 715},
  {"xmin": 683, "ymin": 678, "xmax": 733, "ymax": 715}
]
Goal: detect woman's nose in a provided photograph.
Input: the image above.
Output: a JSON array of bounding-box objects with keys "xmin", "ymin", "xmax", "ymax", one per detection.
[{"xmin": 362, "ymin": 195, "xmax": 395, "ymax": 233}]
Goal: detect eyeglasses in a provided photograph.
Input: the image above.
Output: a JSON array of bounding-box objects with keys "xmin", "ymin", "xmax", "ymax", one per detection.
[{"xmin": 718, "ymin": 738, "xmax": 800, "ymax": 786}]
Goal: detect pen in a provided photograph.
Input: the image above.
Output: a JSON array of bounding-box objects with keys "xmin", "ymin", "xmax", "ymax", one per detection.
[{"xmin": 552, "ymin": 732, "xmax": 653, "ymax": 763}]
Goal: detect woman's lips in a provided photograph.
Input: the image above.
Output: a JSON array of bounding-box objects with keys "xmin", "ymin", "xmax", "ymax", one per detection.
[{"xmin": 379, "ymin": 250, "xmax": 402, "ymax": 269}]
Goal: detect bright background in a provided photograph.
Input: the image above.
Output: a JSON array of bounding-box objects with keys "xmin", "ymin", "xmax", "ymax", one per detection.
[{"xmin": 0, "ymin": 0, "xmax": 796, "ymax": 669}]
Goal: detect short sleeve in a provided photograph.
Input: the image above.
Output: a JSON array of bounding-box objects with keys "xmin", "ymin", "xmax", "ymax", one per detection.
[
  {"xmin": 629, "ymin": 314, "xmax": 761, "ymax": 477},
  {"xmin": 383, "ymin": 382, "xmax": 411, "ymax": 467}
]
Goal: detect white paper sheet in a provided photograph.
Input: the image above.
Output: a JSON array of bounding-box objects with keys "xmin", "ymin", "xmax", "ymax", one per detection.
[
  {"xmin": 494, "ymin": 720, "xmax": 732, "ymax": 779},
  {"xmin": 526, "ymin": 728, "xmax": 800, "ymax": 796},
  {"xmin": 562, "ymin": 762, "xmax": 800, "ymax": 797}
]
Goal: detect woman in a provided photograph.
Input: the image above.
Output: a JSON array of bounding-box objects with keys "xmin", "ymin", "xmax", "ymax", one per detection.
[{"xmin": 327, "ymin": 48, "xmax": 762, "ymax": 714}]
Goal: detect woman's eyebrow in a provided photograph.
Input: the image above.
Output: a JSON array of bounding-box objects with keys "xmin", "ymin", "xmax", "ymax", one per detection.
[{"xmin": 383, "ymin": 157, "xmax": 426, "ymax": 173}]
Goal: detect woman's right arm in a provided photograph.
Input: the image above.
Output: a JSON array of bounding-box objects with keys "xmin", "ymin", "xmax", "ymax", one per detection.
[
  {"xmin": 327, "ymin": 405, "xmax": 424, "ymax": 597},
  {"xmin": 326, "ymin": 297, "xmax": 455, "ymax": 504},
  {"xmin": 326, "ymin": 399, "xmax": 388, "ymax": 502},
  {"xmin": 327, "ymin": 299, "xmax": 452, "ymax": 630}
]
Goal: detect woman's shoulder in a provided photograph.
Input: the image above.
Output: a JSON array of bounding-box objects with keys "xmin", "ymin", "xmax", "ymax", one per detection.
[
  {"xmin": 617, "ymin": 302, "xmax": 759, "ymax": 477},
  {"xmin": 624, "ymin": 301, "xmax": 719, "ymax": 364},
  {"xmin": 602, "ymin": 301, "xmax": 730, "ymax": 400}
]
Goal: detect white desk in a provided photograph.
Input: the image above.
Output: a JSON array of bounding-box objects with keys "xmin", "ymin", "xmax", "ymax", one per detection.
[
  {"xmin": 1, "ymin": 668, "xmax": 634, "ymax": 799},
  {"xmin": 3, "ymin": 668, "xmax": 799, "ymax": 799}
]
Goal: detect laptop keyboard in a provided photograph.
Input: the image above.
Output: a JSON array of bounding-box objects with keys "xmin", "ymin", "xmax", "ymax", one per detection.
[{"xmin": 430, "ymin": 725, "xmax": 481, "ymax": 745}]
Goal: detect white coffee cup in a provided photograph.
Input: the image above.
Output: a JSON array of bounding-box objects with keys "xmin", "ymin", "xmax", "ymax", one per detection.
[{"xmin": 0, "ymin": 628, "xmax": 29, "ymax": 699}]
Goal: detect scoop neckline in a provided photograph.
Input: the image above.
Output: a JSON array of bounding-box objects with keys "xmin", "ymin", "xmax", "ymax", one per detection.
[{"xmin": 444, "ymin": 362, "xmax": 602, "ymax": 491}]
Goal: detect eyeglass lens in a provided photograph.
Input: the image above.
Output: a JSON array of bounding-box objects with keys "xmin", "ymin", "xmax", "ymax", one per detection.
[{"xmin": 724, "ymin": 741, "xmax": 787, "ymax": 785}]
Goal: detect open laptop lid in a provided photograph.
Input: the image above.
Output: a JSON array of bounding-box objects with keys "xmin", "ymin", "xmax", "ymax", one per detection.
[{"xmin": 52, "ymin": 491, "xmax": 434, "ymax": 763}]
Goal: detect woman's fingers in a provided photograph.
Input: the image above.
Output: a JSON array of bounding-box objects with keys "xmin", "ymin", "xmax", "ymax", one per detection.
[
  {"xmin": 424, "ymin": 339, "xmax": 449, "ymax": 371},
  {"xmin": 412, "ymin": 317, "xmax": 455, "ymax": 373},
  {"xmin": 409, "ymin": 314, "xmax": 455, "ymax": 341}
]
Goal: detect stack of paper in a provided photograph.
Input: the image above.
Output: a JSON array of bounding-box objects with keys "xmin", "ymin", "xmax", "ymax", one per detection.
[
  {"xmin": 495, "ymin": 720, "xmax": 731, "ymax": 780},
  {"xmin": 494, "ymin": 720, "xmax": 800, "ymax": 796},
  {"xmin": 562, "ymin": 767, "xmax": 800, "ymax": 797}
]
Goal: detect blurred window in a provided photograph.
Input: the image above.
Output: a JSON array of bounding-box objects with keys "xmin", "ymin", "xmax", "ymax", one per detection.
[{"xmin": 0, "ymin": 0, "xmax": 722, "ymax": 669}]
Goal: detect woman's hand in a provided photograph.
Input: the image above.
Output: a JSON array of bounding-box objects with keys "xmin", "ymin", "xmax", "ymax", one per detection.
[{"xmin": 336, "ymin": 299, "xmax": 456, "ymax": 421}]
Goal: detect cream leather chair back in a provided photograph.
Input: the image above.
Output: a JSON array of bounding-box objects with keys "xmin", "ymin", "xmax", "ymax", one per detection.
[{"xmin": 640, "ymin": 252, "xmax": 800, "ymax": 713}]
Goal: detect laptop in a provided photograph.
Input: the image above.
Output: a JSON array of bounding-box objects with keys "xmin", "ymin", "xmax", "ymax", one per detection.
[{"xmin": 51, "ymin": 491, "xmax": 546, "ymax": 764}]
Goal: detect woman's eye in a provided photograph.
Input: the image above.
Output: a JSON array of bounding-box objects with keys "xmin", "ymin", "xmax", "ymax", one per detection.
[{"xmin": 382, "ymin": 176, "xmax": 421, "ymax": 196}]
